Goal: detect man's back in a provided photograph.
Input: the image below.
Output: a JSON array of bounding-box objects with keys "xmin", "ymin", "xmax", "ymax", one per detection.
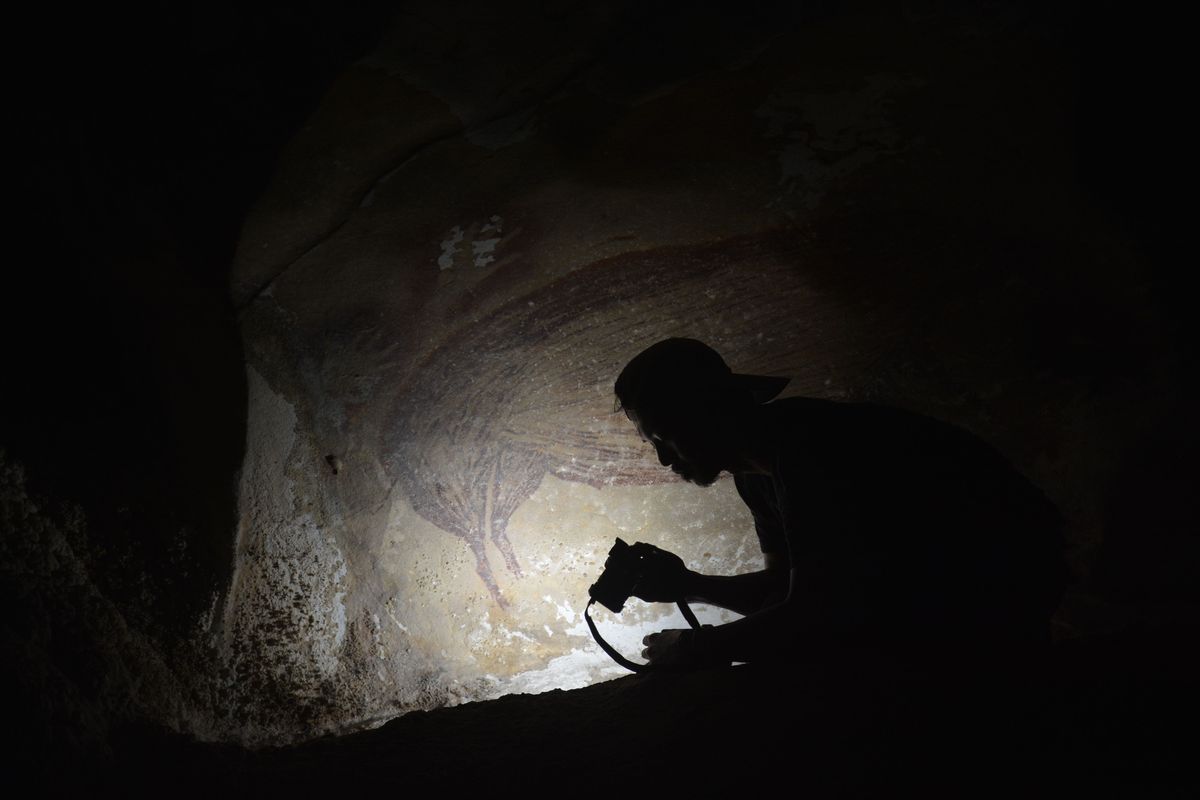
[{"xmin": 735, "ymin": 397, "xmax": 1067, "ymax": 645}]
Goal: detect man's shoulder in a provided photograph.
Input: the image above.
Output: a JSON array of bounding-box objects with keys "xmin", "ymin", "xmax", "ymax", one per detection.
[
  {"xmin": 755, "ymin": 397, "xmax": 844, "ymax": 482},
  {"xmin": 763, "ymin": 396, "xmax": 1015, "ymax": 476},
  {"xmin": 761, "ymin": 395, "xmax": 841, "ymax": 428},
  {"xmin": 766, "ymin": 395, "xmax": 929, "ymax": 422},
  {"xmin": 762, "ymin": 395, "xmax": 890, "ymax": 443},
  {"xmin": 767, "ymin": 395, "xmax": 985, "ymax": 437}
]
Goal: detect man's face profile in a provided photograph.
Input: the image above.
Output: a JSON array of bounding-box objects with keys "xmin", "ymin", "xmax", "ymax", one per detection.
[{"xmin": 626, "ymin": 403, "xmax": 726, "ymax": 487}]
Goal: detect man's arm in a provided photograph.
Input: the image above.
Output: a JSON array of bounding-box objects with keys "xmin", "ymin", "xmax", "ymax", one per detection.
[
  {"xmin": 629, "ymin": 544, "xmax": 787, "ymax": 616},
  {"xmin": 682, "ymin": 553, "xmax": 789, "ymax": 616},
  {"xmin": 642, "ymin": 566, "xmax": 805, "ymax": 666}
]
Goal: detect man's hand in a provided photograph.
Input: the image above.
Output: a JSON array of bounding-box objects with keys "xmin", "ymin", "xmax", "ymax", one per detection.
[
  {"xmin": 641, "ymin": 628, "xmax": 697, "ymax": 667},
  {"xmin": 629, "ymin": 542, "xmax": 692, "ymax": 603},
  {"xmin": 641, "ymin": 626, "xmax": 727, "ymax": 669}
]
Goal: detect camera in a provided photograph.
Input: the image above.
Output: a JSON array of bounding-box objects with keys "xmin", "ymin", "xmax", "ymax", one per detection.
[
  {"xmin": 585, "ymin": 538, "xmax": 707, "ymax": 672},
  {"xmin": 588, "ymin": 538, "xmax": 641, "ymax": 613}
]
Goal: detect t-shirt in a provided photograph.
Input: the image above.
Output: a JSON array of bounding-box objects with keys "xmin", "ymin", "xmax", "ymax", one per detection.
[{"xmin": 734, "ymin": 397, "xmax": 1066, "ymax": 639}]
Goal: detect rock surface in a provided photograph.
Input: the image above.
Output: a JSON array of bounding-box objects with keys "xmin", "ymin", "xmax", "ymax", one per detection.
[{"xmin": 112, "ymin": 634, "xmax": 1200, "ymax": 797}]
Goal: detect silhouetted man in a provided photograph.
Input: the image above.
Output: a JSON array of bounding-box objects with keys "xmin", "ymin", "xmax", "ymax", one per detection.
[{"xmin": 615, "ymin": 338, "xmax": 1067, "ymax": 667}]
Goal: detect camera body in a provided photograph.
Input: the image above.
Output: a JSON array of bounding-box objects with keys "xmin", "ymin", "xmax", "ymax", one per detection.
[
  {"xmin": 588, "ymin": 538, "xmax": 641, "ymax": 613},
  {"xmin": 585, "ymin": 538, "xmax": 708, "ymax": 671}
]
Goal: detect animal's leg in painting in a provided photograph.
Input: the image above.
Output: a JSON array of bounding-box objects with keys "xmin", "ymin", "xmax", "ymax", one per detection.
[
  {"xmin": 489, "ymin": 519, "xmax": 523, "ymax": 579},
  {"xmin": 467, "ymin": 536, "xmax": 509, "ymax": 610},
  {"xmin": 482, "ymin": 455, "xmax": 528, "ymax": 579}
]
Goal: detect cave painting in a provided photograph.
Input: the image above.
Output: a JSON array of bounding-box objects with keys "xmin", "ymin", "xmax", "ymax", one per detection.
[{"xmin": 382, "ymin": 233, "xmax": 827, "ymax": 607}]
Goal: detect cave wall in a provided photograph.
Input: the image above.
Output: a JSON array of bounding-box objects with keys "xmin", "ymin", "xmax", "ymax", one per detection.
[
  {"xmin": 3, "ymin": 0, "xmax": 1194, "ymax": 765},
  {"xmin": 220, "ymin": 0, "xmax": 1194, "ymax": 742},
  {"xmin": 3, "ymin": 0, "xmax": 394, "ymax": 768}
]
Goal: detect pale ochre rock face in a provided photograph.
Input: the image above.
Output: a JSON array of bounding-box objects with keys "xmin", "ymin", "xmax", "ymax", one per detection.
[{"xmin": 380, "ymin": 473, "xmax": 759, "ymax": 691}]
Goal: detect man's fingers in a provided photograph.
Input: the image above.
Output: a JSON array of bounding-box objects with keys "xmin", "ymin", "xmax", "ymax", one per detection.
[
  {"xmin": 642, "ymin": 632, "xmax": 662, "ymax": 661},
  {"xmin": 641, "ymin": 629, "xmax": 688, "ymax": 663}
]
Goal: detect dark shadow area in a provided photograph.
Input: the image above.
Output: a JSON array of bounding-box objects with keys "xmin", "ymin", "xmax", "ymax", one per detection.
[
  {"xmin": 4, "ymin": 0, "xmax": 393, "ymax": 775},
  {"xmin": 110, "ymin": 633, "xmax": 1199, "ymax": 796},
  {"xmin": 6, "ymin": 0, "xmax": 394, "ymax": 626},
  {"xmin": 2, "ymin": 0, "xmax": 1196, "ymax": 793}
]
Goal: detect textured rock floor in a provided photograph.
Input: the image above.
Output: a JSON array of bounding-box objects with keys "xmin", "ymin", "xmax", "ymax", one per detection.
[{"xmin": 99, "ymin": 625, "xmax": 1199, "ymax": 797}]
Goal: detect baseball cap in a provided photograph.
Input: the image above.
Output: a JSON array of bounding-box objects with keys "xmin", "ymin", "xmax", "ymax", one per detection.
[{"xmin": 614, "ymin": 338, "xmax": 789, "ymax": 412}]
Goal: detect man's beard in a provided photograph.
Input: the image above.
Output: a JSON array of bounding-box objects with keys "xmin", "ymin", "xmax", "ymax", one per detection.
[{"xmin": 673, "ymin": 463, "xmax": 721, "ymax": 487}]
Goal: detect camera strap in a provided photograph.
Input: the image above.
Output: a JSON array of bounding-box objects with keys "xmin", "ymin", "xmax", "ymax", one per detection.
[{"xmin": 583, "ymin": 598, "xmax": 702, "ymax": 673}]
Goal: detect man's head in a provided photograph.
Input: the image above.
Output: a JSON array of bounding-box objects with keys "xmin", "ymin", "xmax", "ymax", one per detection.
[{"xmin": 614, "ymin": 338, "xmax": 788, "ymax": 486}]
